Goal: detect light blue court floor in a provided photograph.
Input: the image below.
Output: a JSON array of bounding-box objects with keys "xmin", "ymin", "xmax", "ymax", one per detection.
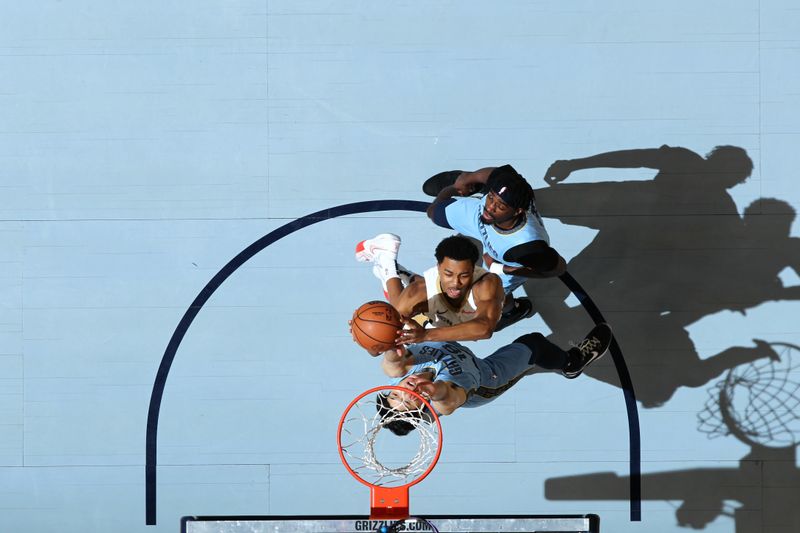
[{"xmin": 1, "ymin": 1, "xmax": 799, "ymax": 532}]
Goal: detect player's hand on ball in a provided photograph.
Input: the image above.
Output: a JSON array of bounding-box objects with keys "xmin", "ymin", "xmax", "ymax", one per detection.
[{"xmin": 397, "ymin": 318, "xmax": 427, "ymax": 345}]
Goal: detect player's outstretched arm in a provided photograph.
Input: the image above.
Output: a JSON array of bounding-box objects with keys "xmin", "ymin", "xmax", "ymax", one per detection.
[
  {"xmin": 381, "ymin": 346, "xmax": 413, "ymax": 377},
  {"xmin": 543, "ymin": 147, "xmax": 669, "ymax": 185},
  {"xmin": 425, "ymin": 167, "xmax": 496, "ymax": 221}
]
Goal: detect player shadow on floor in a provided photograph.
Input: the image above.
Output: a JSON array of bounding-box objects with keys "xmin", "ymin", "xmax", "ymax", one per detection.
[
  {"xmin": 522, "ymin": 145, "xmax": 800, "ymax": 408},
  {"xmin": 544, "ymin": 342, "xmax": 800, "ymax": 532}
]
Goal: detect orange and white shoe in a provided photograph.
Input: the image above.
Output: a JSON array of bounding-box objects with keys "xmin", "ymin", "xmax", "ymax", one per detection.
[{"xmin": 355, "ymin": 233, "xmax": 401, "ymax": 263}]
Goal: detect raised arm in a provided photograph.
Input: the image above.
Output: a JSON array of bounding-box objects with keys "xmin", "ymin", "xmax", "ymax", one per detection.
[
  {"xmin": 543, "ymin": 147, "xmax": 672, "ymax": 185},
  {"xmin": 397, "ymin": 274, "xmax": 504, "ymax": 344},
  {"xmin": 380, "ymin": 346, "xmax": 414, "ymax": 378},
  {"xmin": 426, "ymin": 167, "xmax": 496, "ymax": 221}
]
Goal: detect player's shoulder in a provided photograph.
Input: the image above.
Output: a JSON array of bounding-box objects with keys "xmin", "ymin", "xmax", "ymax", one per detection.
[
  {"xmin": 472, "ymin": 272, "xmax": 503, "ymax": 297},
  {"xmin": 445, "ymin": 195, "xmax": 482, "ymax": 210},
  {"xmin": 473, "ymin": 270, "xmax": 502, "ymax": 287}
]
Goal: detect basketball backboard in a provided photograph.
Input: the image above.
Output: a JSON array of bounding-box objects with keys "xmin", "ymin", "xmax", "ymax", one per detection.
[{"xmin": 181, "ymin": 514, "xmax": 600, "ymax": 532}]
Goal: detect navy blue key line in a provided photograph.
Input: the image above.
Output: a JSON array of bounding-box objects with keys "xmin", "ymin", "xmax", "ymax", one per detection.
[{"xmin": 145, "ymin": 199, "xmax": 640, "ymax": 524}]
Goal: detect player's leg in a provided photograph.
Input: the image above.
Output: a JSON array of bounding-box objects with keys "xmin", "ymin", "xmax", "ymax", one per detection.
[
  {"xmin": 561, "ymin": 323, "xmax": 613, "ymax": 379},
  {"xmin": 495, "ymin": 297, "xmax": 535, "ymax": 331},
  {"xmin": 513, "ymin": 323, "xmax": 613, "ymax": 379},
  {"xmin": 494, "ymin": 275, "xmax": 535, "ymax": 331},
  {"xmin": 355, "ymin": 233, "xmax": 418, "ymax": 300},
  {"xmin": 422, "ymin": 170, "xmax": 482, "ymax": 197},
  {"xmin": 355, "ymin": 233, "xmax": 401, "ymax": 263},
  {"xmin": 512, "ymin": 332, "xmax": 570, "ymax": 369}
]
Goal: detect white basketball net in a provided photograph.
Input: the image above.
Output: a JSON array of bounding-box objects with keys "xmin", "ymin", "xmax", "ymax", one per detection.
[{"xmin": 339, "ymin": 393, "xmax": 441, "ymax": 487}]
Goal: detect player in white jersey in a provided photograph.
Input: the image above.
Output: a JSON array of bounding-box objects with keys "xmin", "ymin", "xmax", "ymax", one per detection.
[
  {"xmin": 356, "ymin": 234, "xmax": 516, "ymax": 342},
  {"xmin": 369, "ymin": 322, "xmax": 613, "ymax": 435}
]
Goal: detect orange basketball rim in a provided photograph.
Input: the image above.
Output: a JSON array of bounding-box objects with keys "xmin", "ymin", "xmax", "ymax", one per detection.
[{"xmin": 337, "ymin": 385, "xmax": 443, "ymax": 520}]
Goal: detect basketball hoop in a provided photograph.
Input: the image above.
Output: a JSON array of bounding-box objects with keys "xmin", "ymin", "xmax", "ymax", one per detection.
[{"xmin": 337, "ymin": 385, "xmax": 443, "ymax": 520}]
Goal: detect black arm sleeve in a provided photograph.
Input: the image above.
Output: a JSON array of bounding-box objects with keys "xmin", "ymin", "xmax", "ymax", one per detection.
[
  {"xmin": 503, "ymin": 241, "xmax": 559, "ymax": 272},
  {"xmin": 430, "ymin": 198, "xmax": 455, "ymax": 229}
]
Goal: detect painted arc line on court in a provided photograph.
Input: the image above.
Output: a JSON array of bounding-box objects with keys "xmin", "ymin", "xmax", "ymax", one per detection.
[{"xmin": 144, "ymin": 199, "xmax": 641, "ymax": 524}]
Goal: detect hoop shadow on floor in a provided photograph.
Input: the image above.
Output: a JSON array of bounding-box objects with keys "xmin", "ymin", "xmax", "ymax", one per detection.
[
  {"xmin": 529, "ymin": 144, "xmax": 800, "ymax": 532},
  {"xmin": 545, "ymin": 342, "xmax": 800, "ymax": 532}
]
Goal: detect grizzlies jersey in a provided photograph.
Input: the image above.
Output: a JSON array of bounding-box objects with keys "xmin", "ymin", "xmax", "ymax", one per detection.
[
  {"xmin": 388, "ymin": 342, "xmax": 484, "ymax": 399},
  {"xmin": 387, "ymin": 341, "xmax": 537, "ymax": 409},
  {"xmin": 441, "ymin": 196, "xmax": 550, "ymax": 267},
  {"xmin": 422, "ymin": 265, "xmax": 488, "ymax": 328}
]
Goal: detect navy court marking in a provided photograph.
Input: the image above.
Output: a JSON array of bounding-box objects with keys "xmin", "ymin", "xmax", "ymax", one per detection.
[
  {"xmin": 145, "ymin": 199, "xmax": 641, "ymax": 524},
  {"xmin": 560, "ymin": 272, "xmax": 641, "ymax": 520}
]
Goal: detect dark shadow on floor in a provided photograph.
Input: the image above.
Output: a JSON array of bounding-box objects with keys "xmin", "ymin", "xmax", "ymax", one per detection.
[
  {"xmin": 544, "ymin": 341, "xmax": 800, "ymax": 532},
  {"xmin": 527, "ymin": 145, "xmax": 799, "ymax": 408}
]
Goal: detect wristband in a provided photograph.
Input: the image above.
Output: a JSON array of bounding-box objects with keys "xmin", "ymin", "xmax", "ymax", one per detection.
[{"xmin": 489, "ymin": 262, "xmax": 505, "ymax": 275}]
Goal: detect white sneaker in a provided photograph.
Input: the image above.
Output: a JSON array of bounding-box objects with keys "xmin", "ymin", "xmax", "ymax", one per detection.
[{"xmin": 355, "ymin": 233, "xmax": 401, "ymax": 263}]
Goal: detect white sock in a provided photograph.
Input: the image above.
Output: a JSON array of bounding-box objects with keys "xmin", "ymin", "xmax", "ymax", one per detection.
[{"xmin": 372, "ymin": 254, "xmax": 399, "ymax": 293}]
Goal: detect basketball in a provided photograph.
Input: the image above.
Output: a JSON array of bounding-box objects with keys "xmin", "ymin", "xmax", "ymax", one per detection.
[{"xmin": 351, "ymin": 300, "xmax": 403, "ymax": 353}]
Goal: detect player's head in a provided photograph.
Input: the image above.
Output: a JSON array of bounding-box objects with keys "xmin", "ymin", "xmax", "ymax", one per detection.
[
  {"xmin": 375, "ymin": 388, "xmax": 431, "ymax": 437},
  {"xmin": 481, "ymin": 165, "xmax": 534, "ymax": 225},
  {"xmin": 743, "ymin": 198, "xmax": 795, "ymax": 235},
  {"xmin": 704, "ymin": 145, "xmax": 753, "ymax": 187},
  {"xmin": 435, "ymin": 235, "xmax": 480, "ymax": 265},
  {"xmin": 435, "ymin": 236, "xmax": 480, "ymax": 301}
]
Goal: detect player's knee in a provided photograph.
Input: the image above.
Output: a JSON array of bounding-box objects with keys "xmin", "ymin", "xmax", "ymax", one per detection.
[
  {"xmin": 514, "ymin": 332, "xmax": 546, "ymax": 351},
  {"xmin": 514, "ymin": 332, "xmax": 547, "ymax": 363}
]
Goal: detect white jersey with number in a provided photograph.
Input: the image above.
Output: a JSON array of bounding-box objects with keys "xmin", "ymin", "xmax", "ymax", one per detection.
[{"xmin": 422, "ymin": 265, "xmax": 488, "ymax": 328}]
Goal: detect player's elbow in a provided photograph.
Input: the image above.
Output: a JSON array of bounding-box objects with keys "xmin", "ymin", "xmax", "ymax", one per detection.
[
  {"xmin": 426, "ymin": 203, "xmax": 436, "ymax": 221},
  {"xmin": 474, "ymin": 321, "xmax": 494, "ymax": 340},
  {"xmin": 436, "ymin": 404, "xmax": 457, "ymax": 416}
]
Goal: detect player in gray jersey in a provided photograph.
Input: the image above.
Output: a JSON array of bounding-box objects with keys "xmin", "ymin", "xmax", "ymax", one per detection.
[{"xmin": 364, "ymin": 322, "xmax": 613, "ymax": 435}]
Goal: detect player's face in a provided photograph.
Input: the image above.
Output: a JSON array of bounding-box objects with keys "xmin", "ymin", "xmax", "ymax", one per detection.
[
  {"xmin": 437, "ymin": 258, "xmax": 474, "ymax": 301},
  {"xmin": 481, "ymin": 191, "xmax": 520, "ymax": 226},
  {"xmin": 387, "ymin": 374, "xmax": 434, "ymax": 411}
]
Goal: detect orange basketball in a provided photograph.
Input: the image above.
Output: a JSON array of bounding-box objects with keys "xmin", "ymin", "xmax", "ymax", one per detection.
[{"xmin": 351, "ymin": 301, "xmax": 403, "ymax": 353}]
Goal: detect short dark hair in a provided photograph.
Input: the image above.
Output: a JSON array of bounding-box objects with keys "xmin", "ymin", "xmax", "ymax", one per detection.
[
  {"xmin": 486, "ymin": 164, "xmax": 534, "ymax": 210},
  {"xmin": 435, "ymin": 235, "xmax": 480, "ymax": 265},
  {"xmin": 375, "ymin": 393, "xmax": 419, "ymax": 436}
]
